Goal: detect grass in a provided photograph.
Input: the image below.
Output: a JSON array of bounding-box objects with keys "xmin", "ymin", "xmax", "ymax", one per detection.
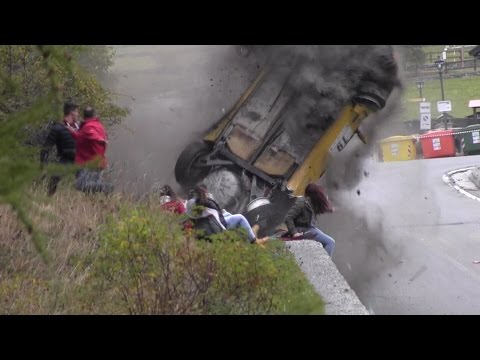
[
  {"xmin": 401, "ymin": 76, "xmax": 480, "ymax": 120},
  {"xmin": 0, "ymin": 180, "xmax": 324, "ymax": 315},
  {"xmin": 422, "ymin": 45, "xmax": 446, "ymax": 53},
  {"xmin": 0, "ymin": 181, "xmax": 124, "ymax": 314}
]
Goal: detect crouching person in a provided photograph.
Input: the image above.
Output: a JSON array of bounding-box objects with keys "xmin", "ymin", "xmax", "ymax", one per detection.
[{"xmin": 284, "ymin": 183, "xmax": 336, "ymax": 257}]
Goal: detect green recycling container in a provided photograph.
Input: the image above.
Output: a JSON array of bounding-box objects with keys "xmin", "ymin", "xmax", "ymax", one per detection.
[{"xmin": 457, "ymin": 125, "xmax": 480, "ymax": 155}]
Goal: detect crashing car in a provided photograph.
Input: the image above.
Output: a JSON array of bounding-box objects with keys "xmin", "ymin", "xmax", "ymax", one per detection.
[{"xmin": 175, "ymin": 46, "xmax": 399, "ymax": 235}]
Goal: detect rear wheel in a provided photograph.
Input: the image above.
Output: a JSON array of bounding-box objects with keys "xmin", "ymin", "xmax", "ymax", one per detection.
[{"xmin": 174, "ymin": 141, "xmax": 211, "ymax": 189}]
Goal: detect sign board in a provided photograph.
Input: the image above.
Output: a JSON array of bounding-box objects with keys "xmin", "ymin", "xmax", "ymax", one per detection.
[
  {"xmin": 390, "ymin": 143, "xmax": 399, "ymax": 157},
  {"xmin": 420, "ymin": 102, "xmax": 431, "ymax": 114},
  {"xmin": 437, "ymin": 100, "xmax": 452, "ymax": 113},
  {"xmin": 432, "ymin": 138, "xmax": 441, "ymax": 151},
  {"xmin": 420, "ymin": 113, "xmax": 432, "ymax": 130},
  {"xmin": 473, "ymin": 131, "xmax": 480, "ymax": 144},
  {"xmin": 468, "ymin": 100, "xmax": 480, "ymax": 109}
]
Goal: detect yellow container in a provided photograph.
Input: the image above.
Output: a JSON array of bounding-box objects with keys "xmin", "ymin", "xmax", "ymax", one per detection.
[{"xmin": 379, "ymin": 135, "xmax": 417, "ymax": 162}]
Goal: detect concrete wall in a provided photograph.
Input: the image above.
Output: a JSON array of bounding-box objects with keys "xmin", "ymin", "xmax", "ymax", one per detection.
[{"xmin": 287, "ymin": 241, "xmax": 369, "ymax": 315}]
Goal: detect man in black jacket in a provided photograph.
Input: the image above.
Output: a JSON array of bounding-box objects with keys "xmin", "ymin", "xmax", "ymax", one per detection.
[{"xmin": 40, "ymin": 101, "xmax": 79, "ymax": 196}]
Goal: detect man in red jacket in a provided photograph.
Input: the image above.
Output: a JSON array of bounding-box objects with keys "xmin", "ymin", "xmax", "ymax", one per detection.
[{"xmin": 70, "ymin": 107, "xmax": 113, "ymax": 194}]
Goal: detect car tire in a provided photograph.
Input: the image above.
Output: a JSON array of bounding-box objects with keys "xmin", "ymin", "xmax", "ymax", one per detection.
[{"xmin": 174, "ymin": 141, "xmax": 211, "ymax": 189}]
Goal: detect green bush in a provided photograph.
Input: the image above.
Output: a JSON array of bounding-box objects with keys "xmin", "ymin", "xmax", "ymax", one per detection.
[
  {"xmin": 0, "ymin": 191, "xmax": 325, "ymax": 315},
  {"xmin": 84, "ymin": 206, "xmax": 324, "ymax": 315}
]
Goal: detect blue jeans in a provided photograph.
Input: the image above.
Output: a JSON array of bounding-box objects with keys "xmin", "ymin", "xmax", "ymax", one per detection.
[
  {"xmin": 224, "ymin": 213, "xmax": 256, "ymax": 242},
  {"xmin": 297, "ymin": 226, "xmax": 335, "ymax": 257}
]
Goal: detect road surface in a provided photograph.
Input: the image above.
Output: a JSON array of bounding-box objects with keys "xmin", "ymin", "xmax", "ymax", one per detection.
[{"xmin": 321, "ymin": 154, "xmax": 480, "ymax": 314}]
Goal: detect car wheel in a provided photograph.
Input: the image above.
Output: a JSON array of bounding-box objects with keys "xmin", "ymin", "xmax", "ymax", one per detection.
[{"xmin": 174, "ymin": 141, "xmax": 211, "ymax": 189}]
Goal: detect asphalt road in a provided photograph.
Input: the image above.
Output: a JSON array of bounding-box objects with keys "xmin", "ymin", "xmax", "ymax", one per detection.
[{"xmin": 320, "ymin": 154, "xmax": 480, "ymax": 314}]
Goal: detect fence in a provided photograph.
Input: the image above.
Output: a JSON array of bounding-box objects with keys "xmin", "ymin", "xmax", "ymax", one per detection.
[{"xmin": 404, "ymin": 58, "xmax": 480, "ymax": 79}]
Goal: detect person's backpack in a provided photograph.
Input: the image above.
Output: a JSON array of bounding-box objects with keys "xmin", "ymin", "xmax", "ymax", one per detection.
[
  {"xmin": 193, "ymin": 215, "xmax": 224, "ymax": 241},
  {"xmin": 186, "ymin": 198, "xmax": 225, "ymax": 240}
]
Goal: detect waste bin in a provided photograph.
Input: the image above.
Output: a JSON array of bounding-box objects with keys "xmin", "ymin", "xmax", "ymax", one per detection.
[
  {"xmin": 379, "ymin": 135, "xmax": 417, "ymax": 162},
  {"xmin": 419, "ymin": 130, "xmax": 456, "ymax": 159},
  {"xmin": 456, "ymin": 125, "xmax": 480, "ymax": 156}
]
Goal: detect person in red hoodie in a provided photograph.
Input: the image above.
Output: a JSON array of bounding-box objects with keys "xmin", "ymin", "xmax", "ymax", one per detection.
[{"xmin": 69, "ymin": 106, "xmax": 113, "ymax": 194}]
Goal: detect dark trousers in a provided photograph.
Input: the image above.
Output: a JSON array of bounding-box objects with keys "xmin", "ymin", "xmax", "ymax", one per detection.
[
  {"xmin": 47, "ymin": 158, "xmax": 73, "ymax": 196},
  {"xmin": 47, "ymin": 175, "xmax": 62, "ymax": 196},
  {"xmin": 75, "ymin": 169, "xmax": 113, "ymax": 194}
]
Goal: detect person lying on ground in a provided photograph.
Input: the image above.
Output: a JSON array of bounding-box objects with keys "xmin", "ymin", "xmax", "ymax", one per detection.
[{"xmin": 186, "ymin": 184, "xmax": 268, "ymax": 245}]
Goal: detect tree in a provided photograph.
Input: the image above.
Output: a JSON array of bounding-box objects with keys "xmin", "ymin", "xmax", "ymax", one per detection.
[{"xmin": 0, "ymin": 45, "xmax": 128, "ymax": 262}]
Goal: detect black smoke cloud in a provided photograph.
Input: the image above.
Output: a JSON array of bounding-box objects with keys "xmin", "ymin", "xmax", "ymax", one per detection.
[
  {"xmin": 241, "ymin": 45, "xmax": 403, "ymax": 188},
  {"xmin": 242, "ymin": 45, "xmax": 401, "ymax": 129}
]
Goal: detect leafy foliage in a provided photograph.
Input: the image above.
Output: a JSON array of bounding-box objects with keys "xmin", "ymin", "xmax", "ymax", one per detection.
[
  {"xmin": 84, "ymin": 205, "xmax": 325, "ymax": 315},
  {"xmin": 0, "ymin": 45, "xmax": 128, "ymax": 262}
]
